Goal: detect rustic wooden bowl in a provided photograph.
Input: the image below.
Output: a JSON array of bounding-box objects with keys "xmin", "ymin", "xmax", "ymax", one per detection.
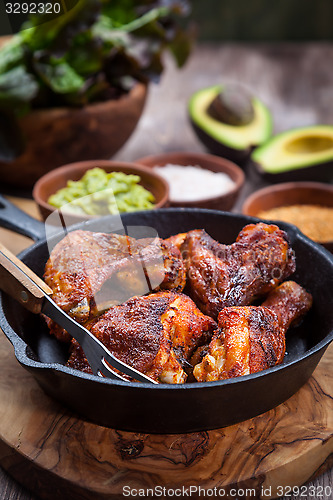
[
  {"xmin": 137, "ymin": 152, "xmax": 245, "ymax": 211},
  {"xmin": 242, "ymin": 181, "xmax": 333, "ymax": 252},
  {"xmin": 0, "ymin": 76, "xmax": 147, "ymax": 189},
  {"xmin": 33, "ymin": 160, "xmax": 169, "ymax": 223}
]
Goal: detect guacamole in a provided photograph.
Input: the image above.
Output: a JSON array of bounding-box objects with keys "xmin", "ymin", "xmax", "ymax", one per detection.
[{"xmin": 48, "ymin": 168, "xmax": 155, "ymax": 215}]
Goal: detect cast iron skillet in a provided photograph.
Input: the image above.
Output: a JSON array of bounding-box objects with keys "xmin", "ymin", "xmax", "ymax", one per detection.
[{"xmin": 0, "ymin": 195, "xmax": 332, "ymax": 433}]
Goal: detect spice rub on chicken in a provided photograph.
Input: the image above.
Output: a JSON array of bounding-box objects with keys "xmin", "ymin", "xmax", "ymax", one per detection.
[
  {"xmin": 42, "ymin": 223, "xmax": 313, "ymax": 383},
  {"xmin": 180, "ymin": 223, "xmax": 296, "ymax": 320},
  {"xmin": 67, "ymin": 291, "xmax": 217, "ymax": 383},
  {"xmin": 44, "ymin": 230, "xmax": 186, "ymax": 341},
  {"xmin": 193, "ymin": 281, "xmax": 312, "ymax": 382}
]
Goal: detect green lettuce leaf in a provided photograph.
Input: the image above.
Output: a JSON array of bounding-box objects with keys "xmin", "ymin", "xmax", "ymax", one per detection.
[
  {"xmin": 0, "ymin": 0, "xmax": 192, "ymax": 114},
  {"xmin": 0, "ymin": 66, "xmax": 38, "ymax": 107},
  {"xmin": 34, "ymin": 59, "xmax": 85, "ymax": 94},
  {"xmin": 0, "ymin": 36, "xmax": 25, "ymax": 74}
]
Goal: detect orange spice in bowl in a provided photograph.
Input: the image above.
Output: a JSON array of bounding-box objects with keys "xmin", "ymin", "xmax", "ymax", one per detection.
[
  {"xmin": 242, "ymin": 181, "xmax": 333, "ymax": 252},
  {"xmin": 257, "ymin": 205, "xmax": 333, "ymax": 243}
]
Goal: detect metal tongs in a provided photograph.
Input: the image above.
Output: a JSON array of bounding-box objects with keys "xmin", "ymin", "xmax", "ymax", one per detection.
[{"xmin": 0, "ymin": 242, "xmax": 157, "ymax": 384}]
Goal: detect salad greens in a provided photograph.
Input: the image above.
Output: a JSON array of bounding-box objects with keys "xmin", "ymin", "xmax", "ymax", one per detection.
[{"xmin": 0, "ymin": 0, "xmax": 192, "ymax": 160}]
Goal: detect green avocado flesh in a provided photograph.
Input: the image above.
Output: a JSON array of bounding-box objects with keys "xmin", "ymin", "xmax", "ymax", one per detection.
[
  {"xmin": 252, "ymin": 125, "xmax": 333, "ymax": 173},
  {"xmin": 189, "ymin": 85, "xmax": 272, "ymax": 151}
]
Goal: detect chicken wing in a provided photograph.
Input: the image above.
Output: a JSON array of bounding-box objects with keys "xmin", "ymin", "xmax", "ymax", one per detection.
[
  {"xmin": 181, "ymin": 223, "xmax": 296, "ymax": 319},
  {"xmin": 165, "ymin": 232, "xmax": 187, "ymax": 250},
  {"xmin": 193, "ymin": 281, "xmax": 312, "ymax": 381},
  {"xmin": 44, "ymin": 230, "xmax": 186, "ymax": 341},
  {"xmin": 67, "ymin": 291, "xmax": 217, "ymax": 383}
]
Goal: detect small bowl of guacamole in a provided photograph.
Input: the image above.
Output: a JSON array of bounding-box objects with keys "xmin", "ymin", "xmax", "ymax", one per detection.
[{"xmin": 33, "ymin": 160, "xmax": 169, "ymax": 222}]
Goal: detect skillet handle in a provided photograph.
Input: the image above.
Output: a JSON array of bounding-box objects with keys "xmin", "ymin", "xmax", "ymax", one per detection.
[
  {"xmin": 0, "ymin": 242, "xmax": 52, "ymax": 314},
  {"xmin": 0, "ymin": 194, "xmax": 45, "ymax": 242}
]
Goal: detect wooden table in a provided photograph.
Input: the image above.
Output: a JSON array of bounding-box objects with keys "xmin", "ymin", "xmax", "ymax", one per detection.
[{"xmin": 0, "ymin": 43, "xmax": 332, "ymax": 499}]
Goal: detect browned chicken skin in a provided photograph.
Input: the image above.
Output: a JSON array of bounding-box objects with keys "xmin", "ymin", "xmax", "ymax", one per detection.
[
  {"xmin": 181, "ymin": 223, "xmax": 296, "ymax": 319},
  {"xmin": 42, "ymin": 224, "xmax": 313, "ymax": 384},
  {"xmin": 165, "ymin": 232, "xmax": 187, "ymax": 250},
  {"xmin": 44, "ymin": 230, "xmax": 186, "ymax": 341},
  {"xmin": 67, "ymin": 291, "xmax": 217, "ymax": 383},
  {"xmin": 260, "ymin": 280, "xmax": 313, "ymax": 331},
  {"xmin": 193, "ymin": 281, "xmax": 312, "ymax": 382}
]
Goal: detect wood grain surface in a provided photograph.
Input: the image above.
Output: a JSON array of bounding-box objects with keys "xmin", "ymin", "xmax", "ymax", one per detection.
[
  {"xmin": 0, "ymin": 332, "xmax": 332, "ymax": 500},
  {"xmin": 0, "ymin": 43, "xmax": 333, "ymax": 499}
]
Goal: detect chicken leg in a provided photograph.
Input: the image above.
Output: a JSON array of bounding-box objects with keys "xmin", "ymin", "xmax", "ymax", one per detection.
[
  {"xmin": 181, "ymin": 223, "xmax": 296, "ymax": 319},
  {"xmin": 44, "ymin": 230, "xmax": 186, "ymax": 341},
  {"xmin": 193, "ymin": 281, "xmax": 312, "ymax": 381},
  {"xmin": 67, "ymin": 291, "xmax": 217, "ymax": 383}
]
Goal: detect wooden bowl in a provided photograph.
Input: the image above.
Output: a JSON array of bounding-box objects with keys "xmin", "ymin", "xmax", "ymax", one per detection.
[
  {"xmin": 33, "ymin": 160, "xmax": 169, "ymax": 223},
  {"xmin": 136, "ymin": 152, "xmax": 245, "ymax": 211},
  {"xmin": 242, "ymin": 181, "xmax": 333, "ymax": 252},
  {"xmin": 0, "ymin": 77, "xmax": 147, "ymax": 189}
]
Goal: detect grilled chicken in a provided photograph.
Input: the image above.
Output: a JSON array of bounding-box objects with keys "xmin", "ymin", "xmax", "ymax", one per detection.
[
  {"xmin": 44, "ymin": 230, "xmax": 186, "ymax": 341},
  {"xmin": 193, "ymin": 281, "xmax": 312, "ymax": 382},
  {"xmin": 42, "ymin": 224, "xmax": 312, "ymax": 385},
  {"xmin": 181, "ymin": 223, "xmax": 296, "ymax": 319},
  {"xmin": 165, "ymin": 232, "xmax": 187, "ymax": 250},
  {"xmin": 67, "ymin": 291, "xmax": 217, "ymax": 383}
]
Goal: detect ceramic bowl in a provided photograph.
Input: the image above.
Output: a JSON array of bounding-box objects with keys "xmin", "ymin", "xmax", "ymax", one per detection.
[
  {"xmin": 242, "ymin": 181, "xmax": 333, "ymax": 252},
  {"xmin": 33, "ymin": 160, "xmax": 169, "ymax": 223},
  {"xmin": 136, "ymin": 152, "xmax": 245, "ymax": 211},
  {"xmin": 0, "ymin": 34, "xmax": 147, "ymax": 190}
]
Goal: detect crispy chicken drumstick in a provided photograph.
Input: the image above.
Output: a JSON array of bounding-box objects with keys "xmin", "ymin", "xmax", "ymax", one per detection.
[
  {"xmin": 193, "ymin": 281, "xmax": 312, "ymax": 382},
  {"xmin": 44, "ymin": 230, "xmax": 186, "ymax": 341},
  {"xmin": 180, "ymin": 223, "xmax": 296, "ymax": 319},
  {"xmin": 42, "ymin": 223, "xmax": 313, "ymax": 384},
  {"xmin": 67, "ymin": 291, "xmax": 217, "ymax": 383}
]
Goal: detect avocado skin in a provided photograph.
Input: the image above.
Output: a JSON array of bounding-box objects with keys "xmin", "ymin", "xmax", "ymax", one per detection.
[
  {"xmin": 250, "ymin": 159, "xmax": 333, "ymax": 183},
  {"xmin": 189, "ymin": 86, "xmax": 272, "ymax": 165},
  {"xmin": 190, "ymin": 120, "xmax": 250, "ymax": 165}
]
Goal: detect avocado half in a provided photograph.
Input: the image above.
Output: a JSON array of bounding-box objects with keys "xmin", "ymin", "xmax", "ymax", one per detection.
[
  {"xmin": 251, "ymin": 125, "xmax": 333, "ymax": 183},
  {"xmin": 189, "ymin": 85, "xmax": 272, "ymax": 163}
]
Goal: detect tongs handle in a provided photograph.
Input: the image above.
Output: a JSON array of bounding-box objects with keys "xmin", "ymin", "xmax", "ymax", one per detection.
[
  {"xmin": 0, "ymin": 242, "xmax": 157, "ymax": 384},
  {"xmin": 0, "ymin": 242, "xmax": 53, "ymax": 313}
]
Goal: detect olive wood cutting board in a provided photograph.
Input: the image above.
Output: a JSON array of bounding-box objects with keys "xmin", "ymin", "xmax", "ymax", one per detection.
[
  {"xmin": 0, "ymin": 198, "xmax": 332, "ymax": 499},
  {"xmin": 0, "ymin": 332, "xmax": 332, "ymax": 500}
]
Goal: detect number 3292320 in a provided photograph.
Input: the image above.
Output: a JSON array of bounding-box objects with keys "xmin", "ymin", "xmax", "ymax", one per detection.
[{"xmin": 6, "ymin": 3, "xmax": 62, "ymax": 14}]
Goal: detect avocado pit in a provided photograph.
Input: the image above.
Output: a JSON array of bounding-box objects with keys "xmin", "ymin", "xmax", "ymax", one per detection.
[
  {"xmin": 207, "ymin": 85, "xmax": 255, "ymax": 126},
  {"xmin": 188, "ymin": 85, "xmax": 272, "ymax": 163}
]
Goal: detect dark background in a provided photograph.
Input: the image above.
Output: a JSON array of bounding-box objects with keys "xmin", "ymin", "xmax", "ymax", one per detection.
[
  {"xmin": 1, "ymin": 0, "xmax": 333, "ymax": 39},
  {"xmin": 191, "ymin": 0, "xmax": 333, "ymax": 40},
  {"xmin": 0, "ymin": 0, "xmax": 79, "ymax": 35}
]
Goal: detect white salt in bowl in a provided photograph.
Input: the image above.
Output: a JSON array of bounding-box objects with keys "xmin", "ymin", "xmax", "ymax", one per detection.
[{"xmin": 136, "ymin": 152, "xmax": 245, "ymax": 211}]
